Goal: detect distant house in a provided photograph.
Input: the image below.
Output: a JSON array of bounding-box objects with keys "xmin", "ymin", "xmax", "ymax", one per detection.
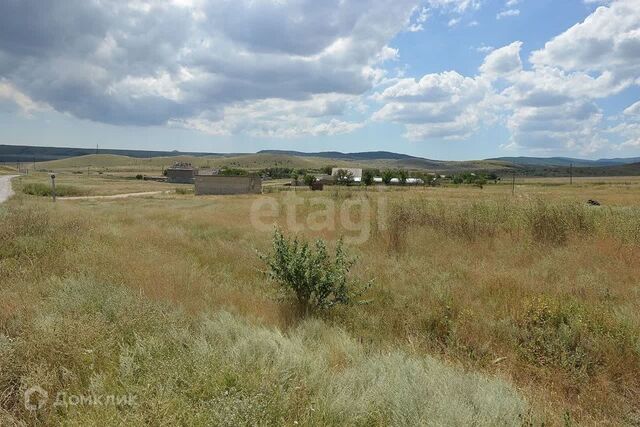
[{"xmin": 166, "ymin": 162, "xmax": 197, "ymax": 184}]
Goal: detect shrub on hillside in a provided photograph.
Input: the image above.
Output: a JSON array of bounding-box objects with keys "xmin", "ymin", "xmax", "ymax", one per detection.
[{"xmin": 261, "ymin": 229, "xmax": 371, "ymax": 313}]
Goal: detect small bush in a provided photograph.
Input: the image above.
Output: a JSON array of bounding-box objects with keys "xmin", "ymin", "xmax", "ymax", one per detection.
[
  {"xmin": 303, "ymin": 174, "xmax": 316, "ymax": 187},
  {"xmin": 135, "ymin": 174, "xmax": 143, "ymax": 180},
  {"xmin": 261, "ymin": 229, "xmax": 371, "ymax": 313}
]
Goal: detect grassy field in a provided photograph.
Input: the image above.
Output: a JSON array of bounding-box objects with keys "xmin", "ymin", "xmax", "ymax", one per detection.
[
  {"xmin": 1, "ymin": 174, "xmax": 640, "ymax": 425},
  {"xmin": 14, "ymin": 171, "xmax": 188, "ymax": 197},
  {"xmin": 34, "ymin": 153, "xmax": 360, "ymax": 173},
  {"xmin": 0, "ymin": 165, "xmax": 17, "ymax": 175}
]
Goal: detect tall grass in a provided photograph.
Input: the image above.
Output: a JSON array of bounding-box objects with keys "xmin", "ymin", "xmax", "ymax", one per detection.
[
  {"xmin": 386, "ymin": 197, "xmax": 639, "ymax": 249},
  {"xmin": 2, "ymin": 187, "xmax": 640, "ymax": 424},
  {"xmin": 0, "ymin": 277, "xmax": 529, "ymax": 425},
  {"xmin": 21, "ymin": 182, "xmax": 87, "ymax": 197},
  {"xmin": 0, "ymin": 203, "xmax": 529, "ymax": 425}
]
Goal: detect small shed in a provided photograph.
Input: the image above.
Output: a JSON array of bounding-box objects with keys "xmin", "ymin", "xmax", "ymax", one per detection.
[{"xmin": 194, "ymin": 175, "xmax": 262, "ymax": 195}]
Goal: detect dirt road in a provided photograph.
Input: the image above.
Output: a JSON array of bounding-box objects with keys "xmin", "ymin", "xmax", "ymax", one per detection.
[{"xmin": 0, "ymin": 175, "xmax": 17, "ymax": 204}]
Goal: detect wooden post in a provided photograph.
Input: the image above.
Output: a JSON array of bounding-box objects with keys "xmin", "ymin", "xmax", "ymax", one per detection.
[
  {"xmin": 569, "ymin": 163, "xmax": 573, "ymax": 185},
  {"xmin": 51, "ymin": 174, "xmax": 56, "ymax": 202},
  {"xmin": 512, "ymin": 172, "xmax": 515, "ymax": 195}
]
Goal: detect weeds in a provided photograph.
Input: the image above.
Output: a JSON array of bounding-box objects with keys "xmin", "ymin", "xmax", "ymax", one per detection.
[{"xmin": 21, "ymin": 182, "xmax": 86, "ymax": 197}]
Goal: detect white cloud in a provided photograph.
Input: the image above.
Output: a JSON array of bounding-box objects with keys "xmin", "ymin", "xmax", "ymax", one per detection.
[
  {"xmin": 496, "ymin": 9, "xmax": 520, "ymax": 19},
  {"xmin": 475, "ymin": 44, "xmax": 495, "ymax": 53},
  {"xmin": 0, "ymin": 80, "xmax": 48, "ymax": 115},
  {"xmin": 372, "ymin": 71, "xmax": 492, "ymax": 140},
  {"xmin": 427, "ymin": 0, "xmax": 481, "ymax": 14},
  {"xmin": 0, "ymin": 0, "xmax": 417, "ymax": 134},
  {"xmin": 530, "ymin": 0, "xmax": 640, "ymax": 88},
  {"xmin": 406, "ymin": 6, "xmax": 429, "ymax": 32},
  {"xmin": 172, "ymin": 94, "xmax": 365, "ymax": 138},
  {"xmin": 479, "ymin": 41, "xmax": 523, "ymax": 78},
  {"xmin": 624, "ymin": 100, "xmax": 640, "ymax": 117}
]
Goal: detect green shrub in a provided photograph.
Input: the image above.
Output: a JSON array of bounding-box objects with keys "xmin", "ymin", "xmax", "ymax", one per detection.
[
  {"xmin": 382, "ymin": 170, "xmax": 394, "ymax": 185},
  {"xmin": 303, "ymin": 174, "xmax": 316, "ymax": 187},
  {"xmin": 362, "ymin": 170, "xmax": 374, "ymax": 186},
  {"xmin": 335, "ymin": 169, "xmax": 354, "ymax": 186},
  {"xmin": 261, "ymin": 229, "xmax": 371, "ymax": 313},
  {"xmin": 135, "ymin": 174, "xmax": 143, "ymax": 180}
]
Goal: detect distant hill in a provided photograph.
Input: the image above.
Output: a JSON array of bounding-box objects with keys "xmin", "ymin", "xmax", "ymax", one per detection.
[
  {"xmin": 488, "ymin": 156, "xmax": 640, "ymax": 167},
  {"xmin": 3, "ymin": 144, "xmax": 640, "ymax": 176},
  {"xmin": 257, "ymin": 150, "xmax": 419, "ymax": 161},
  {"xmin": 0, "ymin": 144, "xmax": 233, "ymax": 163}
]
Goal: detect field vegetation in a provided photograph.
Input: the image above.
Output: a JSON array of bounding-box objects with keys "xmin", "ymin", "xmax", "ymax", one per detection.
[{"xmin": 1, "ymin": 173, "xmax": 640, "ymax": 424}]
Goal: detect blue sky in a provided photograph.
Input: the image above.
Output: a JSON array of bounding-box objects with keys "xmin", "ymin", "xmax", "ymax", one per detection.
[{"xmin": 0, "ymin": 0, "xmax": 639, "ymax": 160}]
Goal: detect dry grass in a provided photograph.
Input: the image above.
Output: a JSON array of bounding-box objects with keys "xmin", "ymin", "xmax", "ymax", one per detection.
[
  {"xmin": 1, "ymin": 178, "xmax": 640, "ymax": 424},
  {"xmin": 14, "ymin": 172, "xmax": 185, "ymax": 197}
]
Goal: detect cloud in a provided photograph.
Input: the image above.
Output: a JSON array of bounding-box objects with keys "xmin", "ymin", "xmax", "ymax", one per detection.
[
  {"xmin": 479, "ymin": 42, "xmax": 523, "ymax": 78},
  {"xmin": 426, "ymin": 0, "xmax": 481, "ymax": 14},
  {"xmin": 371, "ymin": 71, "xmax": 491, "ymax": 140},
  {"xmin": 624, "ymin": 100, "xmax": 640, "ymax": 117},
  {"xmin": 530, "ymin": 0, "xmax": 640, "ymax": 88},
  {"xmin": 495, "ymin": 1, "xmax": 640, "ymax": 154},
  {"xmin": 0, "ymin": 80, "xmax": 47, "ymax": 115},
  {"xmin": 171, "ymin": 94, "xmax": 365, "ymax": 138},
  {"xmin": 0, "ymin": 0, "xmax": 417, "ymax": 134},
  {"xmin": 496, "ymin": 9, "xmax": 520, "ymax": 20},
  {"xmin": 406, "ymin": 6, "xmax": 429, "ymax": 32}
]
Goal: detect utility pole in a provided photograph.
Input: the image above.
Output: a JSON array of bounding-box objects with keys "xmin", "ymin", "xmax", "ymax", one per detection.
[
  {"xmin": 512, "ymin": 172, "xmax": 515, "ymax": 195},
  {"xmin": 96, "ymin": 144, "xmax": 99, "ymax": 155},
  {"xmin": 569, "ymin": 163, "xmax": 573, "ymax": 185},
  {"xmin": 50, "ymin": 174, "xmax": 56, "ymax": 202}
]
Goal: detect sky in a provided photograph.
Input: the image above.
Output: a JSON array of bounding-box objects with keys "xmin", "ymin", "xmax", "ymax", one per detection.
[{"xmin": 0, "ymin": 0, "xmax": 639, "ymax": 160}]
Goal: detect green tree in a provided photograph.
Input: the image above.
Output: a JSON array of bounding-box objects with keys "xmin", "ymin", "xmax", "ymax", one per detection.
[
  {"xmin": 362, "ymin": 170, "xmax": 375, "ymax": 186},
  {"xmin": 382, "ymin": 170, "xmax": 394, "ymax": 185},
  {"xmin": 397, "ymin": 169, "xmax": 408, "ymax": 185},
  {"xmin": 322, "ymin": 165, "xmax": 335, "ymax": 175},
  {"xmin": 261, "ymin": 229, "xmax": 371, "ymax": 313},
  {"xmin": 336, "ymin": 169, "xmax": 354, "ymax": 186},
  {"xmin": 303, "ymin": 174, "xmax": 317, "ymax": 187}
]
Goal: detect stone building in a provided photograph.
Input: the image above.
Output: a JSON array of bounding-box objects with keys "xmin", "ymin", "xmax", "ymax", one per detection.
[{"xmin": 166, "ymin": 162, "xmax": 196, "ymax": 184}]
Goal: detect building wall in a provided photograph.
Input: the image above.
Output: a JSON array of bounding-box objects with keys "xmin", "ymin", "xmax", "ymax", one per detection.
[
  {"xmin": 194, "ymin": 175, "xmax": 262, "ymax": 195},
  {"xmin": 166, "ymin": 169, "xmax": 195, "ymax": 184}
]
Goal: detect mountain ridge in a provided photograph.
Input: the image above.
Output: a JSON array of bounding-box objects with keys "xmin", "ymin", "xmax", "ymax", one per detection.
[{"xmin": 2, "ymin": 144, "xmax": 639, "ymax": 169}]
